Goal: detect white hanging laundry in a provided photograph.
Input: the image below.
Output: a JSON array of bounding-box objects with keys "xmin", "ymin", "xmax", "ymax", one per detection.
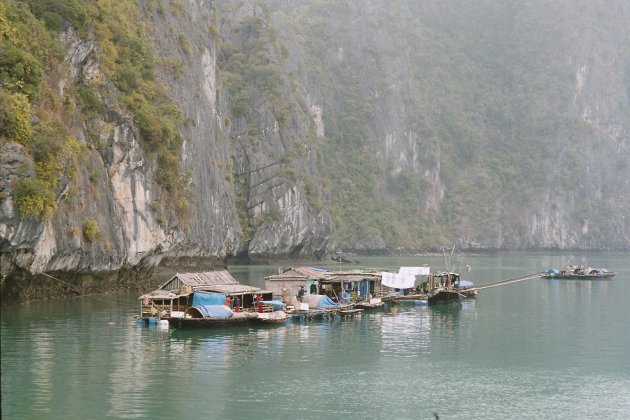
[{"xmin": 398, "ymin": 266, "xmax": 430, "ymax": 276}]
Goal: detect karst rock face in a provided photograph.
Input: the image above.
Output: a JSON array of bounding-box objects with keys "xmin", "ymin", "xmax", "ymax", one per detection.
[
  {"xmin": 1, "ymin": 0, "xmax": 628, "ymax": 301},
  {"xmin": 1, "ymin": 1, "xmax": 331, "ymax": 300}
]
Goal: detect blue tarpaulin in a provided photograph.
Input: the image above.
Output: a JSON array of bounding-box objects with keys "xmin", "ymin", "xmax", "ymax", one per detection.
[
  {"xmin": 317, "ymin": 295, "xmax": 340, "ymax": 308},
  {"xmin": 359, "ymin": 280, "xmax": 369, "ymax": 298},
  {"xmin": 547, "ymin": 269, "xmax": 560, "ymax": 275},
  {"xmin": 262, "ymin": 300, "xmax": 285, "ymax": 311},
  {"xmin": 455, "ymin": 280, "xmax": 475, "ymax": 289},
  {"xmin": 193, "ymin": 305, "xmax": 233, "ymax": 318},
  {"xmin": 192, "ymin": 291, "xmax": 227, "ymax": 307}
]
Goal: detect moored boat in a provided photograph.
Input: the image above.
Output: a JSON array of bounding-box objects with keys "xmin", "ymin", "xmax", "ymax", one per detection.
[
  {"xmin": 453, "ymin": 279, "xmax": 478, "ymax": 297},
  {"xmin": 354, "ymin": 298, "xmax": 385, "ymax": 310},
  {"xmin": 253, "ymin": 310, "xmax": 289, "ymax": 324},
  {"xmin": 168, "ymin": 310, "xmax": 257, "ymax": 328},
  {"xmin": 424, "ymin": 272, "xmax": 476, "ymax": 301},
  {"xmin": 542, "ymin": 265, "xmax": 616, "ymax": 280},
  {"xmin": 424, "ymin": 272, "xmax": 464, "ymax": 305},
  {"xmin": 427, "ymin": 287, "xmax": 461, "ymax": 305}
]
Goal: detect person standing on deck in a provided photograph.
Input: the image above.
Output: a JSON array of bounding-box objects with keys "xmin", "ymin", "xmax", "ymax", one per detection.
[{"xmin": 255, "ymin": 294, "xmax": 264, "ymax": 312}]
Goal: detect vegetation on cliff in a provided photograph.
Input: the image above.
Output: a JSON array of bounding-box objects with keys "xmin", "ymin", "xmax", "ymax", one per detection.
[
  {"xmin": 266, "ymin": 0, "xmax": 630, "ymax": 250},
  {"xmin": 2, "ymin": 0, "xmax": 628, "ymax": 256},
  {"xmin": 1, "ymin": 0, "xmax": 188, "ymax": 220}
]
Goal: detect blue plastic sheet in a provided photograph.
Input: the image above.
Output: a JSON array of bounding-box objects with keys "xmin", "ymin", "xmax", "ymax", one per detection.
[
  {"xmin": 261, "ymin": 300, "xmax": 285, "ymax": 311},
  {"xmin": 359, "ymin": 280, "xmax": 369, "ymax": 298},
  {"xmin": 192, "ymin": 291, "xmax": 227, "ymax": 307},
  {"xmin": 455, "ymin": 280, "xmax": 475, "ymax": 289},
  {"xmin": 547, "ymin": 269, "xmax": 560, "ymax": 275},
  {"xmin": 317, "ymin": 295, "xmax": 340, "ymax": 308},
  {"xmin": 193, "ymin": 305, "xmax": 233, "ymax": 318}
]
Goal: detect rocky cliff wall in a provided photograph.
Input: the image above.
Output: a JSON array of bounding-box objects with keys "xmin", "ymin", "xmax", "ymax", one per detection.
[
  {"xmin": 1, "ymin": 0, "xmax": 332, "ymax": 301},
  {"xmin": 266, "ymin": 0, "xmax": 630, "ymax": 251}
]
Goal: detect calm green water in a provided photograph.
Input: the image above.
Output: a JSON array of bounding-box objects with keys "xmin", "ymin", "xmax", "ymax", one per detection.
[{"xmin": 2, "ymin": 253, "xmax": 629, "ymax": 419}]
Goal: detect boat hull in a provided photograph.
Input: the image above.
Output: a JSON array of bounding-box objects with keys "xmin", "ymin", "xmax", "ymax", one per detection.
[
  {"xmin": 354, "ymin": 301, "xmax": 385, "ymax": 309},
  {"xmin": 252, "ymin": 312, "xmax": 289, "ymax": 325},
  {"xmin": 427, "ymin": 289, "xmax": 461, "ymax": 305},
  {"xmin": 458, "ymin": 289, "xmax": 478, "ymax": 297},
  {"xmin": 542, "ymin": 273, "xmax": 616, "ymax": 280},
  {"xmin": 167, "ymin": 312, "xmax": 258, "ymax": 329}
]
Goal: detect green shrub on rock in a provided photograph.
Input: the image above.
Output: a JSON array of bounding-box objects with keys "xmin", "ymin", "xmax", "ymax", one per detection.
[
  {"xmin": 0, "ymin": 90, "xmax": 32, "ymax": 144},
  {"xmin": 13, "ymin": 178, "xmax": 56, "ymax": 220},
  {"xmin": 82, "ymin": 218, "xmax": 101, "ymax": 242}
]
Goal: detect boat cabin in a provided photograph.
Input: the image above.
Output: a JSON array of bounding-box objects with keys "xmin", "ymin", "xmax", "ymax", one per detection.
[{"xmin": 426, "ymin": 272, "xmax": 460, "ymax": 291}]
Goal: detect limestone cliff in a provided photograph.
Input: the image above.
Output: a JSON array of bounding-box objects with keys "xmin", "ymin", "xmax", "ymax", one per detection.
[
  {"xmin": 0, "ymin": 0, "xmax": 331, "ymax": 300},
  {"xmin": 265, "ymin": 0, "xmax": 630, "ymax": 251}
]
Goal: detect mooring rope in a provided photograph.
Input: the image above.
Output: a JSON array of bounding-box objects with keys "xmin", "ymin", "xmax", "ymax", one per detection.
[
  {"xmin": 40, "ymin": 272, "xmax": 132, "ymax": 305},
  {"xmin": 473, "ymin": 272, "xmax": 544, "ymax": 290}
]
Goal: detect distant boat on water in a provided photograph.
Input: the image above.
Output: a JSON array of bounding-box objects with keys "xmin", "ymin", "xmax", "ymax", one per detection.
[{"xmin": 541, "ymin": 264, "xmax": 616, "ymax": 280}]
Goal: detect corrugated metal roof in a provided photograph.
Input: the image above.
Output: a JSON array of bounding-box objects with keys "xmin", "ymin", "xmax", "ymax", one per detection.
[
  {"xmin": 294, "ymin": 267, "xmax": 329, "ymax": 276},
  {"xmin": 324, "ymin": 271, "xmax": 383, "ymax": 283},
  {"xmin": 265, "ymin": 266, "xmax": 330, "ymax": 281},
  {"xmin": 195, "ymin": 284, "xmax": 272, "ymax": 295},
  {"xmin": 141, "ymin": 271, "xmax": 270, "ymax": 299}
]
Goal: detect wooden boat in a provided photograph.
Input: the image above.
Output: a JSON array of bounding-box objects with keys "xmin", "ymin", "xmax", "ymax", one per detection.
[
  {"xmin": 288, "ymin": 308, "xmax": 340, "ymax": 321},
  {"xmin": 168, "ymin": 310, "xmax": 257, "ymax": 328},
  {"xmin": 542, "ymin": 265, "xmax": 616, "ymax": 280},
  {"xmin": 339, "ymin": 308, "xmax": 364, "ymax": 318},
  {"xmin": 382, "ymin": 294, "xmax": 427, "ymax": 304},
  {"xmin": 458, "ymin": 288, "xmax": 478, "ymax": 297},
  {"xmin": 452, "ymin": 278, "xmax": 477, "ymax": 297},
  {"xmin": 253, "ymin": 311, "xmax": 289, "ymax": 324},
  {"xmin": 423, "ymin": 271, "xmax": 476, "ymax": 304},
  {"xmin": 354, "ymin": 298, "xmax": 385, "ymax": 309}
]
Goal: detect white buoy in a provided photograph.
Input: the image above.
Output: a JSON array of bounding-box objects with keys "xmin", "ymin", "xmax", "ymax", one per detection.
[{"xmin": 157, "ymin": 320, "xmax": 169, "ymax": 329}]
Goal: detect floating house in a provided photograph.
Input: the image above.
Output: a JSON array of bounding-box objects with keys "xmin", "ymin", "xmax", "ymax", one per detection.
[
  {"xmin": 264, "ymin": 267, "xmax": 329, "ymax": 304},
  {"xmin": 318, "ymin": 270, "xmax": 385, "ymax": 303},
  {"xmin": 138, "ymin": 271, "xmax": 277, "ymax": 326},
  {"xmin": 264, "ymin": 267, "xmax": 385, "ymax": 305}
]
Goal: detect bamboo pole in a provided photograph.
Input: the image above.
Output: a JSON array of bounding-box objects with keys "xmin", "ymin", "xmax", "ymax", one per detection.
[{"xmin": 474, "ymin": 272, "xmax": 544, "ymax": 290}]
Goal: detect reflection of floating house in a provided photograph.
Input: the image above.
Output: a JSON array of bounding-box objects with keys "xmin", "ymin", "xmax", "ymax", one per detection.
[
  {"xmin": 138, "ymin": 271, "xmax": 284, "ymax": 328},
  {"xmin": 264, "ymin": 267, "xmax": 385, "ymax": 307}
]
